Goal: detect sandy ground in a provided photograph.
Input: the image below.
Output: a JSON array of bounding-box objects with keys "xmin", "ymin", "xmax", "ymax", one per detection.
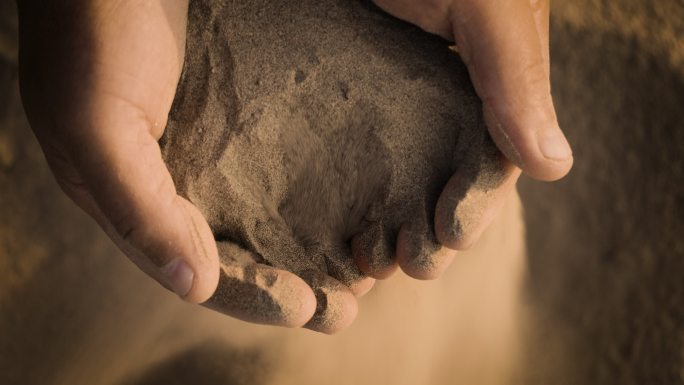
[{"xmin": 1, "ymin": 1, "xmax": 683, "ymax": 384}]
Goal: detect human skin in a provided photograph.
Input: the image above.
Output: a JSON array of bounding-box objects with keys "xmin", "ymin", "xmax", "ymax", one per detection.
[
  {"xmin": 371, "ymin": 0, "xmax": 573, "ymax": 280},
  {"xmin": 16, "ymin": 0, "xmax": 571, "ymax": 332}
]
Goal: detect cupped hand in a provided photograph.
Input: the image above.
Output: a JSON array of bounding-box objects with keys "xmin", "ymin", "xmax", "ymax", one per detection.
[
  {"xmin": 373, "ymin": 0, "xmax": 573, "ymax": 278},
  {"xmin": 16, "ymin": 0, "xmax": 329, "ymax": 331}
]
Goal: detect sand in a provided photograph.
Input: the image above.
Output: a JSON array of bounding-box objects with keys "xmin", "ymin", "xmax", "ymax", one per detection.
[
  {"xmin": 3, "ymin": 0, "xmax": 684, "ymax": 383},
  {"xmin": 161, "ymin": 0, "xmax": 503, "ymax": 326}
]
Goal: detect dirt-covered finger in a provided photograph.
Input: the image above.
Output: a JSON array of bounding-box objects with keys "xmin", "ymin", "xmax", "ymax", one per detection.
[
  {"xmin": 395, "ymin": 218, "xmax": 456, "ymax": 280},
  {"xmin": 300, "ymin": 270, "xmax": 358, "ymax": 334},
  {"xmin": 351, "ymin": 221, "xmax": 398, "ymax": 279},
  {"xmin": 205, "ymin": 242, "xmax": 317, "ymax": 328}
]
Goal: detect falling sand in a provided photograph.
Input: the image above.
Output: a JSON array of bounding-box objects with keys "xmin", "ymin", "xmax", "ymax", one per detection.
[
  {"xmin": 3, "ymin": 0, "xmax": 683, "ymax": 382},
  {"xmin": 161, "ymin": 0, "xmax": 506, "ymax": 328}
]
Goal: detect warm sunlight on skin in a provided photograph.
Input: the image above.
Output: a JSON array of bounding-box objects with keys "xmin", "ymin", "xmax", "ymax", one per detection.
[
  {"xmin": 373, "ymin": 0, "xmax": 572, "ymax": 280},
  {"xmin": 17, "ymin": 0, "xmax": 570, "ymax": 333}
]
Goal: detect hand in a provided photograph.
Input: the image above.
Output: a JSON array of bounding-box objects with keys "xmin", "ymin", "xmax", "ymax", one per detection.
[
  {"xmin": 16, "ymin": 0, "xmax": 318, "ymax": 329},
  {"xmin": 373, "ymin": 0, "xmax": 573, "ymax": 277}
]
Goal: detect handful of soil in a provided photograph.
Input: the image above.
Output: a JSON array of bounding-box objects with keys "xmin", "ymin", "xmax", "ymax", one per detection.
[{"xmin": 161, "ymin": 0, "xmax": 501, "ymax": 327}]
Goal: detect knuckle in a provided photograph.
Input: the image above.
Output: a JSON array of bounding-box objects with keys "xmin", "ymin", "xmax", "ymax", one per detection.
[{"xmin": 517, "ymin": 59, "xmax": 551, "ymax": 95}]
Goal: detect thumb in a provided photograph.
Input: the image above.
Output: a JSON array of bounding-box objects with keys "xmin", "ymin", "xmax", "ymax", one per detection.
[
  {"xmin": 450, "ymin": 0, "xmax": 572, "ymax": 181},
  {"xmin": 16, "ymin": 0, "xmax": 218, "ymax": 302},
  {"xmin": 67, "ymin": 95, "xmax": 220, "ymax": 303}
]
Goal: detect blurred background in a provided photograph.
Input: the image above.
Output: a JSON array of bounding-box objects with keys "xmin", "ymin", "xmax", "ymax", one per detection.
[
  {"xmin": 1, "ymin": 1, "xmax": 683, "ymax": 384},
  {"xmin": 520, "ymin": 2, "xmax": 684, "ymax": 383}
]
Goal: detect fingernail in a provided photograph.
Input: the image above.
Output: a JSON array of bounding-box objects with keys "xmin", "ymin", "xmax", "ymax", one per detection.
[
  {"xmin": 160, "ymin": 258, "xmax": 194, "ymax": 297},
  {"xmin": 538, "ymin": 129, "xmax": 572, "ymax": 161}
]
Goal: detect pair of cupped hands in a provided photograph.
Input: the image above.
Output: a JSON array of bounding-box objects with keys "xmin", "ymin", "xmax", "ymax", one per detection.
[{"xmin": 17, "ymin": 0, "xmax": 572, "ymax": 333}]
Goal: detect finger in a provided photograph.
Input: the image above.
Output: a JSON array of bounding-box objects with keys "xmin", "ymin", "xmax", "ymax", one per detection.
[
  {"xmin": 323, "ymin": 247, "xmax": 376, "ymax": 297},
  {"xmin": 351, "ymin": 222, "xmax": 399, "ymax": 279},
  {"xmin": 450, "ymin": 0, "xmax": 572, "ymax": 181},
  {"xmin": 435, "ymin": 118, "xmax": 521, "ymax": 249},
  {"xmin": 435, "ymin": 161, "xmax": 521, "ymax": 250},
  {"xmin": 393, "ymin": 197, "xmax": 455, "ymax": 280},
  {"xmin": 49, "ymin": 166, "xmax": 191, "ymax": 294},
  {"xmin": 67, "ymin": 97, "xmax": 220, "ymax": 303},
  {"xmin": 300, "ymin": 270, "xmax": 358, "ymax": 334},
  {"xmin": 396, "ymin": 221, "xmax": 456, "ymax": 280},
  {"xmin": 530, "ymin": 0, "xmax": 550, "ymax": 78},
  {"xmin": 206, "ymin": 264, "xmax": 316, "ymax": 327},
  {"xmin": 351, "ymin": 276, "xmax": 376, "ymax": 298},
  {"xmin": 205, "ymin": 243, "xmax": 316, "ymax": 327}
]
